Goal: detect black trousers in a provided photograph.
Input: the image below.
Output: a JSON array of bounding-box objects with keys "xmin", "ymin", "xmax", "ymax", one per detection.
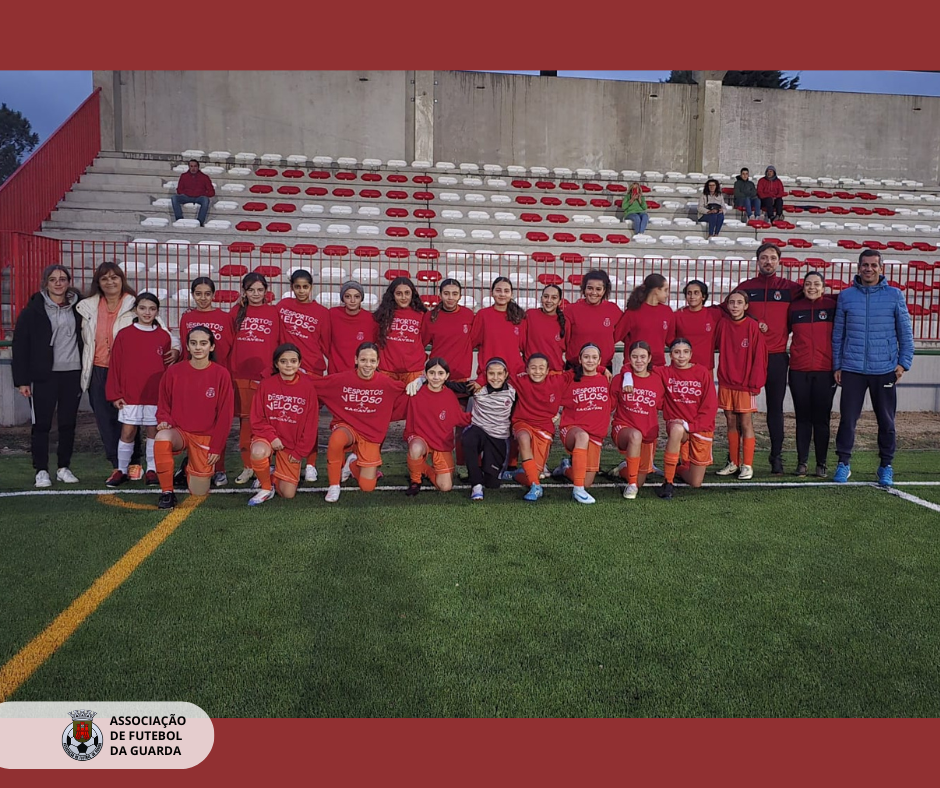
[
  {"xmin": 461, "ymin": 425, "xmax": 509, "ymax": 489},
  {"xmin": 788, "ymin": 369, "xmax": 836, "ymax": 466},
  {"xmin": 29, "ymin": 370, "xmax": 82, "ymax": 472},
  {"xmin": 836, "ymin": 371, "xmax": 898, "ymax": 467},
  {"xmin": 765, "ymin": 352, "xmax": 790, "ymax": 463},
  {"xmin": 88, "ymin": 365, "xmax": 141, "ymax": 468},
  {"xmin": 761, "ymin": 196, "xmax": 784, "ymax": 220}
]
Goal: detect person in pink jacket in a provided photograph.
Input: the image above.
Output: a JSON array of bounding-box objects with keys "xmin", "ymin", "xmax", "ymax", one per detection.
[{"xmin": 757, "ymin": 165, "xmax": 786, "ymax": 222}]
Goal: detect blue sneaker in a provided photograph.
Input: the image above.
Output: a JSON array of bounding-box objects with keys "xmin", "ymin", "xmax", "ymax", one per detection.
[
  {"xmin": 877, "ymin": 465, "xmax": 894, "ymax": 487},
  {"xmin": 833, "ymin": 462, "xmax": 852, "ymax": 483},
  {"xmin": 551, "ymin": 457, "xmax": 571, "ymax": 480},
  {"xmin": 499, "ymin": 469, "xmax": 518, "ymax": 482},
  {"xmin": 523, "ymin": 483, "xmax": 543, "ymax": 502}
]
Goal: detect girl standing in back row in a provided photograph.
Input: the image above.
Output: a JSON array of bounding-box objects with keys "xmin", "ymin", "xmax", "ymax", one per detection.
[
  {"xmin": 470, "ymin": 277, "xmax": 527, "ymax": 376},
  {"xmin": 524, "ymin": 283, "xmax": 567, "ymax": 372},
  {"xmin": 617, "ymin": 273, "xmax": 676, "ymax": 368}
]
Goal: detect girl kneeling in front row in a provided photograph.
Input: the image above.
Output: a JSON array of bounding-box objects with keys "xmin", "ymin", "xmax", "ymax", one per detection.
[{"xmin": 246, "ymin": 343, "xmax": 320, "ymax": 506}]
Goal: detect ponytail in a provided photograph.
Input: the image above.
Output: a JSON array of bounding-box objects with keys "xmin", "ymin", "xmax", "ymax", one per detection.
[
  {"xmin": 234, "ymin": 272, "xmax": 268, "ymax": 332},
  {"xmin": 627, "ymin": 273, "xmax": 667, "ymax": 311},
  {"xmin": 430, "ymin": 278, "xmax": 461, "ymax": 324}
]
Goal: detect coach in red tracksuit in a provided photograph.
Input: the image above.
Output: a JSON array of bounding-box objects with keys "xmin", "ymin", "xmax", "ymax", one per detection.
[
  {"xmin": 787, "ymin": 272, "xmax": 838, "ymax": 478},
  {"xmin": 731, "ymin": 242, "xmax": 802, "ymax": 475},
  {"xmin": 172, "ymin": 159, "xmax": 215, "ymax": 226}
]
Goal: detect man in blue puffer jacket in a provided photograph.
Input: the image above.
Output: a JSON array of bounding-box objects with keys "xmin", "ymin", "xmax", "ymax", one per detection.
[{"xmin": 832, "ymin": 249, "xmax": 914, "ymax": 486}]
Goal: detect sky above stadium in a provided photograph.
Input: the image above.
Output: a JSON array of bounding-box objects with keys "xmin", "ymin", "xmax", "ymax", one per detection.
[{"xmin": 3, "ymin": 70, "xmax": 940, "ymax": 143}]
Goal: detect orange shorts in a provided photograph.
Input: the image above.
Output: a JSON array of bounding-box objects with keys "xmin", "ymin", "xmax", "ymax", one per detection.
[
  {"xmin": 513, "ymin": 421, "xmax": 553, "ymax": 472},
  {"xmin": 611, "ymin": 422, "xmax": 659, "ymax": 448},
  {"xmin": 667, "ymin": 420, "xmax": 715, "ymax": 467},
  {"xmin": 175, "ymin": 431, "xmax": 215, "ymax": 478},
  {"xmin": 718, "ymin": 386, "xmax": 758, "ymax": 413},
  {"xmin": 404, "ymin": 435, "xmax": 456, "ymax": 475},
  {"xmin": 252, "ymin": 438, "xmax": 303, "ymax": 485},
  {"xmin": 614, "ymin": 440, "xmax": 656, "ymax": 474},
  {"xmin": 380, "ymin": 369, "xmax": 424, "ymax": 385},
  {"xmin": 559, "ymin": 426, "xmax": 602, "ymax": 472},
  {"xmin": 233, "ymin": 378, "xmax": 259, "ymax": 418},
  {"xmin": 332, "ymin": 423, "xmax": 383, "ymax": 467}
]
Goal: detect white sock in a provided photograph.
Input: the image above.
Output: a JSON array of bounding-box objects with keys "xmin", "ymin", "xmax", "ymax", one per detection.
[
  {"xmin": 146, "ymin": 438, "xmax": 156, "ymax": 471},
  {"xmin": 117, "ymin": 440, "xmax": 134, "ymax": 474}
]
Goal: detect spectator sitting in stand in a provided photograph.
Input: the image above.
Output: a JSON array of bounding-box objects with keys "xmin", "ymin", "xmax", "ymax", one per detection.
[
  {"xmin": 171, "ymin": 159, "xmax": 215, "ymax": 227},
  {"xmin": 733, "ymin": 167, "xmax": 761, "ymax": 221},
  {"xmin": 757, "ymin": 165, "xmax": 785, "ymax": 223},
  {"xmin": 697, "ymin": 179, "xmax": 725, "ymax": 238}
]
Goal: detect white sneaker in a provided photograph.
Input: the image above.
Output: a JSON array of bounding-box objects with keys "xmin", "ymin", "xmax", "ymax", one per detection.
[
  {"xmin": 35, "ymin": 470, "xmax": 52, "ymax": 488},
  {"xmin": 324, "ymin": 485, "xmax": 341, "ymax": 503},
  {"xmin": 250, "ymin": 478, "xmax": 261, "ymax": 490},
  {"xmin": 304, "ymin": 464, "xmax": 318, "ymax": 483},
  {"xmin": 56, "ymin": 467, "xmax": 79, "ymax": 484},
  {"xmin": 738, "ymin": 465, "xmax": 754, "ymax": 480},
  {"xmin": 622, "ymin": 483, "xmax": 639, "ymax": 500},
  {"xmin": 234, "ymin": 467, "xmax": 255, "ymax": 485},
  {"xmin": 340, "ymin": 453, "xmax": 357, "ymax": 483},
  {"xmin": 213, "ymin": 471, "xmax": 228, "ymax": 487},
  {"xmin": 247, "ymin": 488, "xmax": 276, "ymax": 506},
  {"xmin": 715, "ymin": 461, "xmax": 739, "ymax": 476},
  {"xmin": 572, "ymin": 486, "xmax": 596, "ymax": 504},
  {"xmin": 470, "ymin": 484, "xmax": 484, "ymax": 501},
  {"xmin": 611, "ymin": 460, "xmax": 627, "ymax": 479}
]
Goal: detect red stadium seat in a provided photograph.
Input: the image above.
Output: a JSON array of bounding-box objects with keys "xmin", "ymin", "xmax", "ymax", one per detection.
[
  {"xmin": 264, "ymin": 292, "xmax": 275, "ymax": 304},
  {"xmin": 826, "ymin": 279, "xmax": 851, "ymax": 291},
  {"xmin": 834, "ymin": 191, "xmax": 856, "ymax": 200},
  {"xmin": 857, "ymin": 192, "xmax": 879, "ymax": 200},
  {"xmin": 583, "ymin": 183, "xmax": 603, "ymax": 192},
  {"xmin": 873, "ymin": 207, "xmax": 896, "ymax": 216},
  {"xmin": 591, "ymin": 198, "xmax": 613, "ymax": 208},
  {"xmin": 362, "ymin": 173, "xmax": 382, "ymax": 182},
  {"xmin": 607, "ymin": 184, "xmax": 626, "ymax": 192},
  {"xmin": 862, "ymin": 240, "xmax": 888, "ymax": 250},
  {"xmin": 912, "ymin": 242, "xmax": 938, "ymax": 252},
  {"xmin": 415, "ymin": 227, "xmax": 438, "ymax": 239},
  {"xmin": 227, "ymin": 242, "xmax": 255, "ymax": 253},
  {"xmin": 904, "ymin": 281, "xmax": 931, "ymax": 292},
  {"xmin": 414, "ymin": 208, "xmax": 436, "ymax": 219},
  {"xmin": 790, "ymin": 189, "xmax": 811, "ymax": 198},
  {"xmin": 385, "ymin": 268, "xmax": 411, "ymax": 280},
  {"xmin": 308, "ymin": 170, "xmax": 330, "ymax": 179},
  {"xmin": 536, "ymin": 180, "xmax": 556, "ymax": 189},
  {"xmin": 387, "ymin": 174, "xmax": 407, "ymax": 183},
  {"xmin": 773, "ymin": 220, "xmax": 797, "ymax": 230},
  {"xmin": 560, "ymin": 182, "xmax": 579, "ymax": 191},
  {"xmin": 282, "ymin": 169, "xmax": 304, "ymax": 178},
  {"xmin": 783, "ymin": 206, "xmax": 803, "ymax": 214},
  {"xmin": 780, "ymin": 257, "xmax": 804, "ymax": 268},
  {"xmin": 291, "ymin": 244, "xmax": 319, "ymax": 255},
  {"xmin": 838, "ymin": 240, "xmax": 863, "ymax": 249},
  {"xmin": 762, "ymin": 237, "xmax": 787, "ymax": 246},
  {"xmin": 580, "ymin": 233, "xmax": 603, "ymax": 243},
  {"xmin": 561, "ymin": 253, "xmax": 583, "ymax": 265},
  {"xmin": 516, "ymin": 196, "xmax": 537, "ymax": 205},
  {"xmin": 511, "ymin": 180, "xmax": 532, "ymax": 189},
  {"xmin": 385, "ymin": 248, "xmax": 410, "ymax": 260},
  {"xmin": 537, "ymin": 273, "xmax": 563, "ymax": 286},
  {"xmin": 354, "ymin": 245, "xmax": 381, "ymax": 258},
  {"xmin": 567, "ymin": 272, "xmax": 584, "ymax": 283},
  {"xmin": 721, "ymin": 187, "xmax": 734, "ymax": 196},
  {"xmin": 812, "ymin": 191, "xmax": 833, "ymax": 199},
  {"xmin": 386, "ymin": 226, "xmax": 410, "ymax": 237},
  {"xmin": 323, "ymin": 245, "xmax": 350, "ymax": 257},
  {"xmin": 803, "ymin": 258, "xmax": 831, "ymax": 269},
  {"xmin": 748, "ymin": 220, "xmax": 771, "ymax": 229},
  {"xmin": 565, "ymin": 198, "xmax": 587, "ymax": 207},
  {"xmin": 887, "ymin": 242, "xmax": 914, "ymax": 251},
  {"xmin": 306, "ymin": 187, "xmax": 328, "ymax": 196},
  {"xmin": 360, "ymin": 189, "xmax": 382, "ymax": 198},
  {"xmin": 236, "ymin": 221, "xmax": 262, "ymax": 231},
  {"xmin": 243, "ymin": 202, "xmax": 267, "ymax": 212},
  {"xmin": 413, "ymin": 175, "xmax": 433, "ymax": 185},
  {"xmin": 532, "ymin": 252, "xmax": 556, "ymax": 263},
  {"xmin": 249, "ymin": 184, "xmax": 273, "ymax": 194},
  {"xmin": 807, "ymin": 206, "xmax": 826, "ymax": 214},
  {"xmin": 422, "ymin": 294, "xmax": 441, "ymax": 309},
  {"xmin": 640, "ymin": 185, "xmax": 651, "ymax": 193},
  {"xmin": 887, "ymin": 280, "xmax": 903, "ymax": 289},
  {"xmin": 553, "ymin": 232, "xmax": 576, "ymax": 243},
  {"xmin": 219, "ymin": 265, "xmax": 249, "ymax": 276},
  {"xmin": 386, "ymin": 207, "xmax": 408, "ymax": 218},
  {"xmin": 272, "ymin": 203, "xmax": 296, "ymax": 213},
  {"xmin": 908, "ymin": 303, "xmax": 930, "ymax": 316},
  {"xmin": 213, "ymin": 289, "xmax": 241, "ymax": 303},
  {"xmin": 254, "ymin": 265, "xmax": 282, "ymax": 277},
  {"xmin": 416, "ymin": 249, "xmax": 440, "ymax": 262},
  {"xmin": 332, "ymin": 187, "xmax": 354, "ymax": 197},
  {"xmin": 260, "ymin": 243, "xmax": 287, "ymax": 254},
  {"xmin": 541, "ymin": 197, "xmax": 562, "ymax": 206},
  {"xmin": 527, "ymin": 231, "xmax": 549, "ymax": 242},
  {"xmin": 828, "ymin": 206, "xmax": 850, "ymax": 215},
  {"xmin": 849, "ymin": 206, "xmax": 873, "ymax": 215},
  {"xmin": 414, "ymin": 191, "xmax": 435, "ymax": 201},
  {"xmin": 547, "ymin": 214, "xmax": 569, "ymax": 223},
  {"xmin": 908, "ymin": 261, "xmax": 937, "ymax": 271},
  {"xmin": 387, "ymin": 190, "xmax": 409, "ymax": 200},
  {"xmin": 255, "ymin": 168, "xmax": 278, "ymax": 177},
  {"xmin": 606, "ymin": 234, "xmax": 630, "ymax": 244},
  {"xmin": 277, "ymin": 185, "xmax": 300, "ymax": 195},
  {"xmin": 417, "ymin": 267, "xmax": 442, "ymax": 280},
  {"xmin": 266, "ymin": 222, "xmax": 292, "ymax": 233},
  {"xmin": 789, "ymin": 239, "xmax": 813, "ymax": 249},
  {"xmin": 336, "ymin": 172, "xmax": 357, "ymax": 181}
]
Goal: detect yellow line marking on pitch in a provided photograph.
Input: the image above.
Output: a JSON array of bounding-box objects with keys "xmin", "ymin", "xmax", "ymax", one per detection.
[
  {"xmin": 0, "ymin": 494, "xmax": 206, "ymax": 702},
  {"xmin": 97, "ymin": 493, "xmax": 160, "ymax": 511}
]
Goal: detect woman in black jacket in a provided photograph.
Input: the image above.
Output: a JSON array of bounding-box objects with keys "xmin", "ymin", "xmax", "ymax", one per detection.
[{"xmin": 12, "ymin": 264, "xmax": 84, "ymax": 487}]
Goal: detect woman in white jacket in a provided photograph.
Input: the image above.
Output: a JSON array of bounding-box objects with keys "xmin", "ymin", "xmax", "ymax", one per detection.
[{"xmin": 77, "ymin": 262, "xmax": 180, "ymax": 484}]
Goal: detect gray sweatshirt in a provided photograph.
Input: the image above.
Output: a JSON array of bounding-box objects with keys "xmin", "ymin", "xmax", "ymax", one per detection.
[{"xmin": 42, "ymin": 289, "xmax": 81, "ymax": 372}]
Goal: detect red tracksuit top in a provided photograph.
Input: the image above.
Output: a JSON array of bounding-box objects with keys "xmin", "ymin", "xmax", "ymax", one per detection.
[
  {"xmin": 328, "ymin": 307, "xmax": 378, "ymax": 374},
  {"xmin": 732, "ymin": 274, "xmax": 802, "ymax": 354},
  {"xmin": 278, "ymin": 300, "xmax": 332, "ymax": 376},
  {"xmin": 563, "ymin": 298, "xmax": 623, "ymax": 369},
  {"xmin": 249, "ymin": 373, "xmax": 320, "ymax": 461},
  {"xmin": 617, "ymin": 302, "xmax": 677, "ymax": 368},
  {"xmin": 227, "ymin": 304, "xmax": 280, "ymax": 381},
  {"xmin": 469, "ymin": 306, "xmax": 527, "ymax": 376},
  {"xmin": 611, "ymin": 370, "xmax": 665, "ymax": 443},
  {"xmin": 156, "ymin": 361, "xmax": 235, "ymax": 454},
  {"xmin": 106, "ymin": 324, "xmax": 172, "ymax": 406},
  {"xmin": 511, "ymin": 371, "xmax": 570, "ymax": 435},
  {"xmin": 788, "ymin": 294, "xmax": 838, "ymax": 372},
  {"xmin": 523, "ymin": 308, "xmax": 567, "ymax": 372},
  {"xmin": 560, "ymin": 373, "xmax": 615, "ymax": 441},
  {"xmin": 404, "ymin": 385, "xmax": 472, "ymax": 452},
  {"xmin": 316, "ymin": 370, "xmax": 406, "ymax": 444},
  {"xmin": 714, "ymin": 317, "xmax": 769, "ymax": 394},
  {"xmin": 421, "ymin": 306, "xmax": 475, "ymax": 381},
  {"xmin": 657, "ymin": 364, "xmax": 718, "ymax": 434},
  {"xmin": 674, "ymin": 305, "xmax": 725, "ymax": 371},
  {"xmin": 179, "ymin": 308, "xmax": 234, "ymax": 367},
  {"xmin": 378, "ymin": 306, "xmax": 427, "ymax": 374}
]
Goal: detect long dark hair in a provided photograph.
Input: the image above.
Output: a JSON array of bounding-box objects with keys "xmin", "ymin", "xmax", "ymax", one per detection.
[
  {"xmin": 425, "ymin": 356, "xmax": 451, "ymax": 375},
  {"xmin": 131, "ymin": 291, "xmax": 160, "ymax": 323},
  {"xmin": 40, "ymin": 264, "xmax": 81, "ymax": 302},
  {"xmin": 87, "ymin": 260, "xmax": 136, "ymax": 299},
  {"xmin": 374, "ymin": 276, "xmax": 427, "ymax": 347},
  {"xmin": 271, "ymin": 342, "xmax": 302, "ymax": 375},
  {"xmin": 491, "ymin": 276, "xmax": 525, "ymax": 325},
  {"xmin": 683, "ymin": 279, "xmax": 710, "ymax": 301},
  {"xmin": 190, "ymin": 276, "xmax": 216, "ymax": 294},
  {"xmin": 572, "ymin": 342, "xmax": 602, "ymax": 382},
  {"xmin": 430, "ymin": 278, "xmax": 462, "ymax": 323},
  {"xmin": 580, "ymin": 269, "xmax": 611, "ymax": 299},
  {"xmin": 541, "ymin": 283, "xmax": 566, "ymax": 338},
  {"xmin": 234, "ymin": 272, "xmax": 269, "ymax": 332},
  {"xmin": 627, "ymin": 273, "xmax": 667, "ymax": 311},
  {"xmin": 703, "ymin": 178, "xmax": 721, "ymax": 196},
  {"xmin": 186, "ymin": 325, "xmax": 217, "ymax": 362}
]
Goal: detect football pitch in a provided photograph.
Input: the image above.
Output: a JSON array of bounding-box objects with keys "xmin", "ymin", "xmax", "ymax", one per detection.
[{"xmin": 2, "ymin": 449, "xmax": 939, "ymax": 718}]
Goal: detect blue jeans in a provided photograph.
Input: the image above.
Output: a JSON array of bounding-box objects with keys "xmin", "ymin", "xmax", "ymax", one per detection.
[
  {"xmin": 626, "ymin": 212, "xmax": 649, "ymax": 234},
  {"xmin": 700, "ymin": 212, "xmax": 724, "ymax": 236},
  {"xmin": 171, "ymin": 194, "xmax": 210, "ymax": 225},
  {"xmin": 741, "ymin": 196, "xmax": 761, "ymax": 218}
]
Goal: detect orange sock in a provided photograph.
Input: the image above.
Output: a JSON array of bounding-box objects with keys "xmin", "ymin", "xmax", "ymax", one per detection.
[
  {"xmin": 154, "ymin": 440, "xmax": 175, "ymax": 492},
  {"xmin": 521, "ymin": 457, "xmax": 539, "ymax": 486},
  {"xmin": 425, "ymin": 465, "xmax": 440, "ymax": 489},
  {"xmin": 626, "ymin": 455, "xmax": 641, "ymax": 484},
  {"xmin": 326, "ymin": 431, "xmax": 348, "ymax": 486},
  {"xmin": 407, "ymin": 454, "xmax": 426, "ymax": 484},
  {"xmin": 568, "ymin": 448, "xmax": 588, "ymax": 487},
  {"xmin": 664, "ymin": 451, "xmax": 680, "ymax": 484},
  {"xmin": 238, "ymin": 419, "xmax": 252, "ymax": 467},
  {"xmin": 251, "ymin": 454, "xmax": 273, "ymax": 490},
  {"xmin": 728, "ymin": 430, "xmax": 741, "ymax": 466},
  {"xmin": 743, "ymin": 436, "xmax": 756, "ymax": 466}
]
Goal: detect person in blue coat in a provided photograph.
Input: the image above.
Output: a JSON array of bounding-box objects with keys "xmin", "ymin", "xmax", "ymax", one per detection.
[{"xmin": 831, "ymin": 250, "xmax": 914, "ymax": 486}]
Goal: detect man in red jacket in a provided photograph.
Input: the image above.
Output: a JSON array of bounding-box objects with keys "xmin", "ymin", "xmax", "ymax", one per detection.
[
  {"xmin": 171, "ymin": 159, "xmax": 215, "ymax": 226},
  {"xmin": 732, "ymin": 242, "xmax": 802, "ymax": 475}
]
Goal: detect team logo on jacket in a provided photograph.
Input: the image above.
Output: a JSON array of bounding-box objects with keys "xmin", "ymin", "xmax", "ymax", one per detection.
[
  {"xmin": 356, "ymin": 331, "xmax": 365, "ymax": 341},
  {"xmin": 549, "ymin": 394, "xmax": 556, "ymax": 403},
  {"xmin": 773, "ymin": 291, "xmax": 782, "ymax": 301},
  {"xmin": 439, "ymin": 410, "xmax": 447, "ymax": 420},
  {"xmin": 706, "ymin": 324, "xmax": 712, "ymax": 332},
  {"xmin": 513, "ymin": 326, "xmax": 519, "ymax": 335},
  {"xmin": 463, "ymin": 325, "xmax": 469, "ymax": 334},
  {"xmin": 819, "ymin": 311, "xmax": 827, "ymax": 320},
  {"xmin": 662, "ymin": 320, "xmax": 668, "ymax": 330},
  {"xmin": 62, "ymin": 710, "xmax": 103, "ymax": 761},
  {"xmin": 206, "ymin": 387, "xmax": 216, "ymax": 398},
  {"xmin": 741, "ymin": 339, "xmax": 749, "ymax": 348},
  {"xmin": 603, "ymin": 318, "xmax": 611, "ymax": 327}
]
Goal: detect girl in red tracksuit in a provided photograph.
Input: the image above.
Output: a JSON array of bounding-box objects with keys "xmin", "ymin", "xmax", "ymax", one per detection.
[
  {"xmin": 153, "ymin": 326, "xmax": 235, "ymax": 509},
  {"xmin": 403, "ymin": 356, "xmax": 472, "ymax": 496},
  {"xmin": 563, "ymin": 269, "xmax": 622, "ymax": 372},
  {"xmin": 278, "ymin": 269, "xmax": 332, "ymax": 483},
  {"xmin": 714, "ymin": 291, "xmax": 768, "ymax": 481},
  {"xmin": 787, "ymin": 271, "xmax": 838, "ymax": 478},
  {"xmin": 617, "ymin": 273, "xmax": 676, "ymax": 368},
  {"xmin": 470, "ymin": 276, "xmax": 527, "ymax": 376},
  {"xmin": 656, "ymin": 338, "xmax": 719, "ymax": 498},
  {"xmin": 246, "ymin": 343, "xmax": 320, "ymax": 506},
  {"xmin": 524, "ymin": 284, "xmax": 567, "ymax": 372},
  {"xmin": 375, "ymin": 276, "xmax": 428, "ymax": 385},
  {"xmin": 674, "ymin": 279, "xmax": 725, "ymax": 371},
  {"xmin": 228, "ymin": 272, "xmax": 280, "ymax": 485},
  {"xmin": 611, "ymin": 341, "xmax": 665, "ymax": 501},
  {"xmin": 328, "ymin": 281, "xmax": 378, "ymax": 375}
]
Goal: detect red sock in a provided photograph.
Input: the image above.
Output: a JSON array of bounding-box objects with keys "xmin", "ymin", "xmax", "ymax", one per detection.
[
  {"xmin": 521, "ymin": 457, "xmax": 539, "ymax": 486},
  {"xmin": 664, "ymin": 451, "xmax": 680, "ymax": 484},
  {"xmin": 326, "ymin": 431, "xmax": 347, "ymax": 486},
  {"xmin": 407, "ymin": 455, "xmax": 426, "ymax": 484},
  {"xmin": 251, "ymin": 454, "xmax": 273, "ymax": 490},
  {"xmin": 626, "ymin": 455, "xmax": 641, "ymax": 484},
  {"xmin": 307, "ymin": 448, "xmax": 317, "ymax": 466},
  {"xmin": 238, "ymin": 419, "xmax": 252, "ymax": 468},
  {"xmin": 728, "ymin": 430, "xmax": 741, "ymax": 466},
  {"xmin": 154, "ymin": 440, "xmax": 175, "ymax": 493},
  {"xmin": 743, "ymin": 436, "xmax": 756, "ymax": 466},
  {"xmin": 567, "ymin": 448, "xmax": 588, "ymax": 487}
]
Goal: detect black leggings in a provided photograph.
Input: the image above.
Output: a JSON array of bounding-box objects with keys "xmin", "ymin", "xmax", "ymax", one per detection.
[
  {"xmin": 788, "ymin": 369, "xmax": 836, "ymax": 466},
  {"xmin": 29, "ymin": 370, "xmax": 82, "ymax": 471},
  {"xmin": 765, "ymin": 352, "xmax": 790, "ymax": 463},
  {"xmin": 461, "ymin": 425, "xmax": 509, "ymax": 489}
]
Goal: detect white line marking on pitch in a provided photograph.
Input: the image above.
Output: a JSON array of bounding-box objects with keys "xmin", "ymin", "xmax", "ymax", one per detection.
[{"xmin": 878, "ymin": 486, "xmax": 940, "ymax": 513}]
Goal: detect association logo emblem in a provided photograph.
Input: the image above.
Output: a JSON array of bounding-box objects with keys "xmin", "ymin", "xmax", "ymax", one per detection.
[
  {"xmin": 773, "ymin": 290, "xmax": 782, "ymax": 301},
  {"xmin": 206, "ymin": 386, "xmax": 216, "ymax": 398},
  {"xmin": 603, "ymin": 318, "xmax": 611, "ymax": 327},
  {"xmin": 819, "ymin": 310, "xmax": 827, "ymax": 320},
  {"xmin": 742, "ymin": 339, "xmax": 750, "ymax": 348},
  {"xmin": 62, "ymin": 710, "xmax": 103, "ymax": 761}
]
